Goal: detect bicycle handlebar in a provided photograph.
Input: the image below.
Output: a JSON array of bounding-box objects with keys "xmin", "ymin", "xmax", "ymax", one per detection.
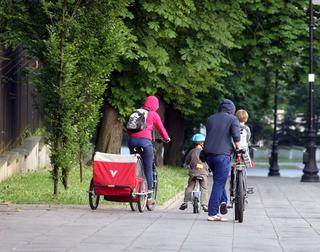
[
  {"xmin": 235, "ymin": 148, "xmax": 245, "ymax": 154},
  {"xmin": 250, "ymin": 142, "xmax": 263, "ymax": 148},
  {"xmin": 249, "ymin": 144, "xmax": 261, "ymax": 148},
  {"xmin": 154, "ymin": 138, "xmax": 167, "ymax": 143}
]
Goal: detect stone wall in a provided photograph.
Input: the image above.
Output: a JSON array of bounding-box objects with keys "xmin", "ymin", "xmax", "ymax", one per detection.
[
  {"xmin": 0, "ymin": 136, "xmax": 51, "ymax": 183},
  {"xmin": 253, "ymin": 145, "xmax": 320, "ymax": 161}
]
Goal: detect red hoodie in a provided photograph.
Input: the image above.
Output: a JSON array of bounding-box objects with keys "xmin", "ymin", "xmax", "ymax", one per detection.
[{"xmin": 128, "ymin": 96, "xmax": 170, "ymax": 141}]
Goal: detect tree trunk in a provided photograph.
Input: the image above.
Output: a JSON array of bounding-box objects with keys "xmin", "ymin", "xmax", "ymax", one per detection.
[
  {"xmin": 79, "ymin": 145, "xmax": 84, "ymax": 183},
  {"xmin": 153, "ymin": 97, "xmax": 166, "ymax": 167},
  {"xmin": 95, "ymin": 103, "xmax": 123, "ymax": 154},
  {"xmin": 62, "ymin": 168, "xmax": 69, "ymax": 190},
  {"xmin": 52, "ymin": 0, "xmax": 67, "ymax": 194},
  {"xmin": 53, "ymin": 163, "xmax": 59, "ymax": 195},
  {"xmin": 163, "ymin": 105, "xmax": 185, "ymax": 166}
]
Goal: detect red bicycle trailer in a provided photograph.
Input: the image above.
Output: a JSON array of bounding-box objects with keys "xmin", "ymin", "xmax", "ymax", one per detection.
[{"xmin": 88, "ymin": 152, "xmax": 148, "ymax": 212}]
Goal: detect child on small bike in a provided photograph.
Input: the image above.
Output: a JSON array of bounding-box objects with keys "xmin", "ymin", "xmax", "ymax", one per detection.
[
  {"xmin": 179, "ymin": 133, "xmax": 209, "ymax": 212},
  {"xmin": 236, "ymin": 109, "xmax": 253, "ymax": 167},
  {"xmin": 229, "ymin": 109, "xmax": 253, "ymax": 202}
]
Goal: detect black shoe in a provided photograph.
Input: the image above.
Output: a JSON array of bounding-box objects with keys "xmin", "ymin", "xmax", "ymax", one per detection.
[
  {"xmin": 220, "ymin": 202, "xmax": 228, "ymax": 215},
  {"xmin": 202, "ymin": 205, "xmax": 208, "ymax": 212},
  {"xmin": 179, "ymin": 203, "xmax": 188, "ymax": 210}
]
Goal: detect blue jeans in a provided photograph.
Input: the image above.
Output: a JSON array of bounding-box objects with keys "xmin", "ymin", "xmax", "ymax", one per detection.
[
  {"xmin": 207, "ymin": 155, "xmax": 231, "ymax": 216},
  {"xmin": 127, "ymin": 137, "xmax": 153, "ymax": 198}
]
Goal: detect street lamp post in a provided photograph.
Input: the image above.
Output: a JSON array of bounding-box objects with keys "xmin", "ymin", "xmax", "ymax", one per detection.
[
  {"xmin": 301, "ymin": 0, "xmax": 319, "ymax": 182},
  {"xmin": 269, "ymin": 70, "xmax": 280, "ymax": 176}
]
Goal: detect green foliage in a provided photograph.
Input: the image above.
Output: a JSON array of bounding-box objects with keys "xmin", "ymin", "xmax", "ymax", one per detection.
[
  {"xmin": 0, "ymin": 0, "xmax": 133, "ymax": 192},
  {"xmin": 180, "ymin": 0, "xmax": 313, "ymax": 145},
  {"xmin": 218, "ymin": 0, "xmax": 309, "ymax": 136},
  {"xmin": 33, "ymin": 128, "xmax": 46, "ymax": 137},
  {"xmin": 108, "ymin": 0, "xmax": 249, "ymax": 119}
]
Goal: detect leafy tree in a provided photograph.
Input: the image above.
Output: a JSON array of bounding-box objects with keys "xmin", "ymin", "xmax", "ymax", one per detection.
[
  {"xmin": 0, "ymin": 0, "xmax": 132, "ymax": 192},
  {"xmin": 97, "ymin": 0, "xmax": 249, "ymax": 166},
  {"xmin": 63, "ymin": 1, "xmax": 133, "ymax": 182},
  {"xmin": 218, "ymin": 0, "xmax": 309, "ymax": 143}
]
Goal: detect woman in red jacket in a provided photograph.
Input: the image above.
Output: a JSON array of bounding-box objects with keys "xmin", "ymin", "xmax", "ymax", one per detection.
[{"xmin": 127, "ymin": 96, "xmax": 170, "ymax": 203}]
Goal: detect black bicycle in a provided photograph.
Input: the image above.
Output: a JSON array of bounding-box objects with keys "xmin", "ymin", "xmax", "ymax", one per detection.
[
  {"xmin": 129, "ymin": 139, "xmax": 162, "ymax": 212},
  {"xmin": 229, "ymin": 149, "xmax": 253, "ymax": 223}
]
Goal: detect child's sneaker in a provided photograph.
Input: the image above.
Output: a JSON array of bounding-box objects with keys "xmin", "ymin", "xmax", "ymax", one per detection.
[
  {"xmin": 147, "ymin": 198, "xmax": 156, "ymax": 206},
  {"xmin": 202, "ymin": 205, "xmax": 208, "ymax": 212},
  {"xmin": 179, "ymin": 203, "xmax": 188, "ymax": 210},
  {"xmin": 219, "ymin": 202, "xmax": 228, "ymax": 215}
]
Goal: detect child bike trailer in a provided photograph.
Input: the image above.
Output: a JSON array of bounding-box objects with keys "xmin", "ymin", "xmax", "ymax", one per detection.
[{"xmin": 88, "ymin": 152, "xmax": 148, "ymax": 212}]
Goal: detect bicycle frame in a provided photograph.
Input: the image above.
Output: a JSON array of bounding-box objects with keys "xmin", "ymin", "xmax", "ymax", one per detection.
[{"xmin": 129, "ymin": 138, "xmax": 163, "ymax": 211}]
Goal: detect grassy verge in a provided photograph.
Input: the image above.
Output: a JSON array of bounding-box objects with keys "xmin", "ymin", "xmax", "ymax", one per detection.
[
  {"xmin": 252, "ymin": 158, "xmax": 302, "ymax": 170},
  {"xmin": 253, "ymin": 158, "xmax": 301, "ymax": 163},
  {"xmin": 253, "ymin": 164, "xmax": 300, "ymax": 170},
  {"xmin": 0, "ymin": 166, "xmax": 188, "ymax": 205}
]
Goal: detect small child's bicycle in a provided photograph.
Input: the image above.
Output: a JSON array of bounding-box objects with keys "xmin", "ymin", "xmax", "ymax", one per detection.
[{"xmin": 191, "ymin": 176, "xmax": 203, "ymax": 213}]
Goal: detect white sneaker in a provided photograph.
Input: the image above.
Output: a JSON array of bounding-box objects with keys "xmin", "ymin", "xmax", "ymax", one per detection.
[{"xmin": 207, "ymin": 214, "xmax": 228, "ymax": 222}]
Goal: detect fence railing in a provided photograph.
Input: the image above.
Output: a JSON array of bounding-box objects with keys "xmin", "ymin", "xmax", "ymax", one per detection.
[{"xmin": 0, "ymin": 47, "xmax": 43, "ymax": 154}]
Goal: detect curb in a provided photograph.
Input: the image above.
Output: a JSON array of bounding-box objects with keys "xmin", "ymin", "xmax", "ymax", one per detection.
[
  {"xmin": 159, "ymin": 191, "xmax": 184, "ymax": 210},
  {"xmin": 0, "ymin": 191, "xmax": 186, "ymax": 212}
]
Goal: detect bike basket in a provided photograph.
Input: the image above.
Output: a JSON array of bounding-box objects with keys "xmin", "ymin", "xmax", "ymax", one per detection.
[{"xmin": 93, "ymin": 152, "xmax": 140, "ymax": 195}]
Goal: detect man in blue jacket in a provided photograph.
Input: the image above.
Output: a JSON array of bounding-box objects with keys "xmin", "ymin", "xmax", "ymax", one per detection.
[{"xmin": 204, "ymin": 99, "xmax": 240, "ymax": 221}]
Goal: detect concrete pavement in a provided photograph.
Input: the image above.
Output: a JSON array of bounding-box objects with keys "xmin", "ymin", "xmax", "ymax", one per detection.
[{"xmin": 1, "ymin": 176, "xmax": 320, "ymax": 251}]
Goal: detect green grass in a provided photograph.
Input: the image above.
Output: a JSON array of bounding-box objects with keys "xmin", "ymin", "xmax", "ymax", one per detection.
[
  {"xmin": 254, "ymin": 158, "xmax": 301, "ymax": 163},
  {"xmin": 0, "ymin": 166, "xmax": 188, "ymax": 206},
  {"xmin": 254, "ymin": 164, "xmax": 300, "ymax": 170},
  {"xmin": 157, "ymin": 166, "xmax": 188, "ymax": 204},
  {"xmin": 252, "ymin": 159, "xmax": 302, "ymax": 170}
]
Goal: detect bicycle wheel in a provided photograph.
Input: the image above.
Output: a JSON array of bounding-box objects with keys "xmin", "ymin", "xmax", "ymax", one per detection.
[
  {"xmin": 129, "ymin": 202, "xmax": 137, "ymax": 211},
  {"xmin": 230, "ymin": 166, "xmax": 235, "ymax": 198},
  {"xmin": 235, "ymin": 171, "xmax": 244, "ymax": 223},
  {"xmin": 147, "ymin": 167, "xmax": 158, "ymax": 211},
  {"xmin": 89, "ymin": 178, "xmax": 100, "ymax": 210},
  {"xmin": 193, "ymin": 197, "xmax": 200, "ymax": 214},
  {"xmin": 137, "ymin": 179, "xmax": 147, "ymax": 213}
]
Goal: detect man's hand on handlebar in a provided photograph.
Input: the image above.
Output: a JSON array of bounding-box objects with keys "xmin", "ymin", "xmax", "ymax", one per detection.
[{"xmin": 235, "ymin": 148, "xmax": 245, "ymax": 154}]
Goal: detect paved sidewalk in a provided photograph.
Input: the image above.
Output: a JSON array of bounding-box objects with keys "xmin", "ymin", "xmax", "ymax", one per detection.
[{"xmin": 1, "ymin": 176, "xmax": 320, "ymax": 251}]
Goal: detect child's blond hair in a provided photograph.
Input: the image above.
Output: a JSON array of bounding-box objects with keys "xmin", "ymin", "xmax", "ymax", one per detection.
[{"xmin": 236, "ymin": 109, "xmax": 249, "ymax": 123}]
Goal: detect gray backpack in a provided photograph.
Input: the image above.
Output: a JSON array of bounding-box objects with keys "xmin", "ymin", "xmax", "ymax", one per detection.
[{"xmin": 126, "ymin": 108, "xmax": 149, "ymax": 132}]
